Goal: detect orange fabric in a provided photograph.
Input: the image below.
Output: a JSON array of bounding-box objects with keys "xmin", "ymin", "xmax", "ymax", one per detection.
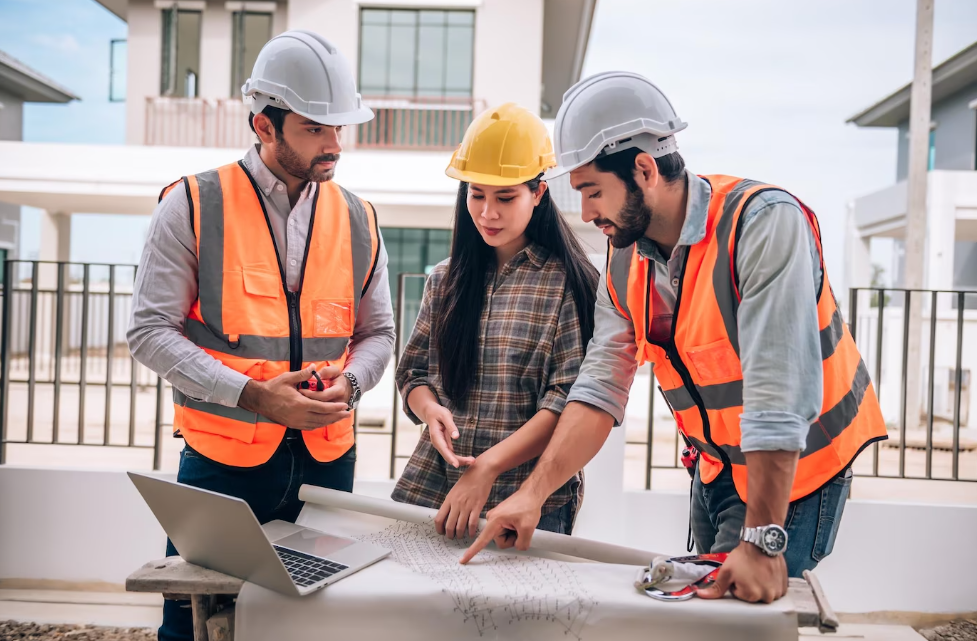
[
  {"xmin": 171, "ymin": 164, "xmax": 377, "ymax": 467},
  {"xmin": 606, "ymin": 175, "xmax": 886, "ymax": 503}
]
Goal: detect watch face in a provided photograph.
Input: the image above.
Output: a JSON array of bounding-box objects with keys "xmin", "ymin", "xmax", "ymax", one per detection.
[{"xmin": 761, "ymin": 526, "xmax": 787, "ymax": 554}]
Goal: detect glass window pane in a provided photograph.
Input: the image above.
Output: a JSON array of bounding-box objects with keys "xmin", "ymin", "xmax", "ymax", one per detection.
[
  {"xmin": 362, "ymin": 9, "xmax": 389, "ymax": 25},
  {"xmin": 242, "ymin": 13, "xmax": 271, "ymax": 85},
  {"xmin": 175, "ymin": 10, "xmax": 201, "ymax": 98},
  {"xmin": 390, "ymin": 10, "xmax": 416, "ymax": 25},
  {"xmin": 231, "ymin": 12, "xmax": 272, "ymax": 96},
  {"xmin": 419, "ymin": 10, "xmax": 445, "ymax": 25},
  {"xmin": 444, "ymin": 24, "xmax": 473, "ymax": 94},
  {"xmin": 388, "ymin": 24, "xmax": 417, "ymax": 94},
  {"xmin": 416, "ymin": 24, "xmax": 445, "ymax": 95},
  {"xmin": 359, "ymin": 23, "xmax": 389, "ymax": 94},
  {"xmin": 110, "ymin": 39, "xmax": 127, "ymax": 102},
  {"xmin": 447, "ymin": 11, "xmax": 474, "ymax": 26},
  {"xmin": 160, "ymin": 8, "xmax": 176, "ymax": 95}
]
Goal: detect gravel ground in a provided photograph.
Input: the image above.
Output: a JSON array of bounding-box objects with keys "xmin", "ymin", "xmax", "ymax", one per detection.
[
  {"xmin": 919, "ymin": 620, "xmax": 977, "ymax": 641},
  {"xmin": 0, "ymin": 621, "xmax": 155, "ymax": 640},
  {"xmin": 3, "ymin": 618, "xmax": 975, "ymax": 640}
]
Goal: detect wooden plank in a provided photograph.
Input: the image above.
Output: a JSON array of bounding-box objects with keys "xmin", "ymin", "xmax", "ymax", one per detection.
[
  {"xmin": 803, "ymin": 570, "xmax": 840, "ymax": 632},
  {"xmin": 191, "ymin": 594, "xmax": 215, "ymax": 641},
  {"xmin": 126, "ymin": 557, "xmax": 243, "ymax": 596},
  {"xmin": 207, "ymin": 604, "xmax": 236, "ymax": 641},
  {"xmin": 788, "ymin": 577, "xmax": 821, "ymax": 629}
]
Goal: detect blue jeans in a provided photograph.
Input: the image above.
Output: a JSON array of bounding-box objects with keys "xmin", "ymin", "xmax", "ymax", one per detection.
[
  {"xmin": 690, "ymin": 464, "xmax": 852, "ymax": 577},
  {"xmin": 158, "ymin": 435, "xmax": 356, "ymax": 641}
]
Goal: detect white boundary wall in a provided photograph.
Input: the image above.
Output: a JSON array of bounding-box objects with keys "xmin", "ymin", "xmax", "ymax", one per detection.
[{"xmin": 1, "ymin": 452, "xmax": 975, "ymax": 615}]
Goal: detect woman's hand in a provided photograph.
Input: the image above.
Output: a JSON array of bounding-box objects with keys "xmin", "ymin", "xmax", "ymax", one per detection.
[
  {"xmin": 420, "ymin": 403, "xmax": 475, "ymax": 468},
  {"xmin": 435, "ymin": 461, "xmax": 497, "ymax": 539}
]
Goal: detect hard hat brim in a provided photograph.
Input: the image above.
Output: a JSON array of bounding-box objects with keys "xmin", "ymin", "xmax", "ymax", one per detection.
[
  {"xmin": 293, "ymin": 105, "xmax": 375, "ymax": 127},
  {"xmin": 247, "ymin": 89, "xmax": 375, "ymax": 127},
  {"xmin": 445, "ymin": 166, "xmax": 545, "ymax": 187}
]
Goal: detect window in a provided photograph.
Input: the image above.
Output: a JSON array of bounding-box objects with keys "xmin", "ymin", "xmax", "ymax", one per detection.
[
  {"xmin": 160, "ymin": 8, "xmax": 202, "ymax": 97},
  {"xmin": 381, "ymin": 227, "xmax": 451, "ymax": 341},
  {"xmin": 359, "ymin": 9, "xmax": 474, "ymax": 98},
  {"xmin": 231, "ymin": 11, "xmax": 273, "ymax": 97},
  {"xmin": 109, "ymin": 39, "xmax": 127, "ymax": 102},
  {"xmin": 928, "ymin": 129, "xmax": 936, "ymax": 171}
]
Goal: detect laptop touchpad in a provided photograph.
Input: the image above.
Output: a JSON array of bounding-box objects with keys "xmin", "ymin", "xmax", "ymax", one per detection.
[{"xmin": 274, "ymin": 530, "xmax": 355, "ymax": 558}]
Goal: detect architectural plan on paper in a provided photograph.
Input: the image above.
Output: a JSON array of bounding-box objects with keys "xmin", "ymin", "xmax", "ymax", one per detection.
[
  {"xmin": 234, "ymin": 489, "xmax": 799, "ymax": 641},
  {"xmin": 355, "ymin": 520, "xmax": 597, "ymax": 638}
]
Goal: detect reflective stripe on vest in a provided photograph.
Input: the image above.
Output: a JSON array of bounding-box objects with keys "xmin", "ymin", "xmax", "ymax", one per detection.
[
  {"xmin": 606, "ymin": 174, "xmax": 887, "ymax": 503},
  {"xmin": 161, "ymin": 163, "xmax": 380, "ymax": 467}
]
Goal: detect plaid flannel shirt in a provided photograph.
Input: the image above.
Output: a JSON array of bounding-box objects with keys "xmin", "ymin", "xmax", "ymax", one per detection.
[{"xmin": 392, "ymin": 242, "xmax": 586, "ymax": 517}]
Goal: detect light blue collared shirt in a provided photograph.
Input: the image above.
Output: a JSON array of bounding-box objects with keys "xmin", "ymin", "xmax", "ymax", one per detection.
[{"xmin": 567, "ymin": 171, "xmax": 823, "ymax": 453}]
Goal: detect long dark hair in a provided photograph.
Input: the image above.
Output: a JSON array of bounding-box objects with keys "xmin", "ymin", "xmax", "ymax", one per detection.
[{"xmin": 432, "ymin": 177, "xmax": 599, "ymax": 404}]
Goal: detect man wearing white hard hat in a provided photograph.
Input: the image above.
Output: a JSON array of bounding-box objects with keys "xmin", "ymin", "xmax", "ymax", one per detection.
[
  {"xmin": 462, "ymin": 72, "xmax": 886, "ymax": 604},
  {"xmin": 128, "ymin": 31, "xmax": 394, "ymax": 640}
]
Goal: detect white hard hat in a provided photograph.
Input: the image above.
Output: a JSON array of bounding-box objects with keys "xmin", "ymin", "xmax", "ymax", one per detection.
[
  {"xmin": 544, "ymin": 71, "xmax": 687, "ymax": 179},
  {"xmin": 242, "ymin": 30, "xmax": 374, "ymax": 127}
]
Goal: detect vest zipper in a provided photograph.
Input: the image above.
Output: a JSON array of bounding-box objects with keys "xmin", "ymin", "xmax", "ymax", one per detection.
[
  {"xmin": 236, "ymin": 161, "xmax": 318, "ymax": 374},
  {"xmin": 646, "ymin": 250, "xmax": 731, "ymax": 469},
  {"xmin": 286, "ymin": 291, "xmax": 302, "ymax": 371}
]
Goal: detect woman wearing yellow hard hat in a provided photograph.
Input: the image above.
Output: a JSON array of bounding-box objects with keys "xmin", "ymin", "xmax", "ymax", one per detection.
[{"xmin": 391, "ymin": 103, "xmax": 599, "ymax": 539}]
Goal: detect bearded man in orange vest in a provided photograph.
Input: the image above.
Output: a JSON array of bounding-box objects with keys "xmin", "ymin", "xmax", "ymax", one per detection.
[
  {"xmin": 127, "ymin": 31, "xmax": 394, "ymax": 641},
  {"xmin": 461, "ymin": 72, "xmax": 887, "ymax": 604}
]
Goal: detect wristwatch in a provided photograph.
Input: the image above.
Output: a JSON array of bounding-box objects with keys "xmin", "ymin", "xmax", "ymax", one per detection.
[
  {"xmin": 343, "ymin": 372, "xmax": 362, "ymax": 410},
  {"xmin": 740, "ymin": 524, "xmax": 788, "ymax": 557}
]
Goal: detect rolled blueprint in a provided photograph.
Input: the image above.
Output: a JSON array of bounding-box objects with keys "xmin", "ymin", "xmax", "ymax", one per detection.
[{"xmin": 298, "ymin": 484, "xmax": 665, "ymax": 566}]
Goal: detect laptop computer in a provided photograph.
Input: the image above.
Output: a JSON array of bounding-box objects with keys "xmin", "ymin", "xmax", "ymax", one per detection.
[{"xmin": 128, "ymin": 472, "xmax": 390, "ymax": 596}]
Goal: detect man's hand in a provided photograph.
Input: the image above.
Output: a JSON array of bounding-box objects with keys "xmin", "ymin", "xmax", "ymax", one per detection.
[
  {"xmin": 698, "ymin": 542, "xmax": 788, "ymax": 603},
  {"xmin": 238, "ymin": 366, "xmax": 350, "ymax": 430},
  {"xmin": 459, "ymin": 488, "xmax": 543, "ymax": 564},
  {"xmin": 435, "ymin": 461, "xmax": 496, "ymax": 540},
  {"xmin": 421, "ymin": 404, "xmax": 474, "ymax": 468}
]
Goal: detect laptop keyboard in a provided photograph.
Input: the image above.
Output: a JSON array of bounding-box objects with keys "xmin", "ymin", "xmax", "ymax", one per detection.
[{"xmin": 273, "ymin": 545, "xmax": 349, "ymax": 587}]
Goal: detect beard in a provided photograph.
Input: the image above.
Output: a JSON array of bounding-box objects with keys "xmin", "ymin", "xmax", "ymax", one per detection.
[
  {"xmin": 274, "ymin": 135, "xmax": 339, "ymax": 183},
  {"xmin": 604, "ymin": 185, "xmax": 653, "ymax": 248}
]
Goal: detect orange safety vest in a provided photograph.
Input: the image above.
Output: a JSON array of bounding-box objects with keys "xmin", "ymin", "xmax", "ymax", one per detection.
[
  {"xmin": 606, "ymin": 175, "xmax": 886, "ymax": 503},
  {"xmin": 160, "ymin": 161, "xmax": 380, "ymax": 467}
]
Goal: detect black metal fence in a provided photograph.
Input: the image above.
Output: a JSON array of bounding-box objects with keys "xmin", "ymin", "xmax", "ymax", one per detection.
[
  {"xmin": 0, "ymin": 261, "xmax": 168, "ymax": 468},
  {"xmin": 2, "ymin": 262, "xmax": 974, "ymax": 487},
  {"xmin": 847, "ymin": 287, "xmax": 975, "ymax": 483}
]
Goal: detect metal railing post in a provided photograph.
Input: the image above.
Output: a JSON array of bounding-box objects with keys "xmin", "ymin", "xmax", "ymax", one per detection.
[
  {"xmin": 78, "ymin": 264, "xmax": 90, "ymax": 444},
  {"xmin": 53, "ymin": 263, "xmax": 65, "ymax": 443},
  {"xmin": 924, "ymin": 291, "xmax": 937, "ymax": 479},
  {"xmin": 26, "ymin": 262, "xmax": 38, "ymax": 443},
  {"xmin": 104, "ymin": 265, "xmax": 116, "ymax": 445},
  {"xmin": 899, "ymin": 290, "xmax": 911, "ymax": 478},
  {"xmin": 0, "ymin": 260, "xmax": 13, "ymax": 464},
  {"xmin": 952, "ymin": 292, "xmax": 964, "ymax": 481}
]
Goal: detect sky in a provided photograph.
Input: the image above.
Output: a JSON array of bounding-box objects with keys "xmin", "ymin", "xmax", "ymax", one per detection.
[{"xmin": 1, "ymin": 0, "xmax": 976, "ymax": 281}]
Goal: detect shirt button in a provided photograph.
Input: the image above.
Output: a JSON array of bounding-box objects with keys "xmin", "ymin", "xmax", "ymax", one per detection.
[
  {"xmin": 671, "ymin": 277, "xmax": 680, "ymax": 287},
  {"xmin": 468, "ymin": 417, "xmax": 475, "ymax": 425},
  {"xmin": 290, "ymin": 260, "xmax": 297, "ymax": 266},
  {"xmin": 276, "ymin": 184, "xmax": 284, "ymax": 192}
]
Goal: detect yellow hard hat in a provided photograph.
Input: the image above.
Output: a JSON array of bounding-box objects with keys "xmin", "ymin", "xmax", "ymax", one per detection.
[{"xmin": 445, "ymin": 103, "xmax": 556, "ymax": 186}]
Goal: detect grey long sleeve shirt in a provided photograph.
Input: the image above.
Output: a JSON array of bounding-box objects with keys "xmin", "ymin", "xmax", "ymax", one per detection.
[
  {"xmin": 127, "ymin": 146, "xmax": 395, "ymax": 408},
  {"xmin": 566, "ymin": 171, "xmax": 824, "ymax": 453}
]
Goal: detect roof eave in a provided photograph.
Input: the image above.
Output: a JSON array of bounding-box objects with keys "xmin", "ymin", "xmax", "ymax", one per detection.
[
  {"xmin": 848, "ymin": 41, "xmax": 977, "ymax": 128},
  {"xmin": 0, "ymin": 60, "xmax": 80, "ymax": 103}
]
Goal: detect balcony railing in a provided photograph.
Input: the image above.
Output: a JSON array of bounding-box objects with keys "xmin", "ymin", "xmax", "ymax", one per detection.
[
  {"xmin": 145, "ymin": 96, "xmax": 481, "ymax": 151},
  {"xmin": 145, "ymin": 97, "xmax": 255, "ymax": 148},
  {"xmin": 356, "ymin": 96, "xmax": 479, "ymax": 150}
]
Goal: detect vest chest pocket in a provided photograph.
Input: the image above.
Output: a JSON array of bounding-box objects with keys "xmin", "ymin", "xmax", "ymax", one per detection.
[
  {"xmin": 313, "ymin": 299, "xmax": 354, "ymax": 337},
  {"xmin": 223, "ymin": 268, "xmax": 285, "ymax": 337},
  {"xmin": 685, "ymin": 339, "xmax": 742, "ymax": 385}
]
